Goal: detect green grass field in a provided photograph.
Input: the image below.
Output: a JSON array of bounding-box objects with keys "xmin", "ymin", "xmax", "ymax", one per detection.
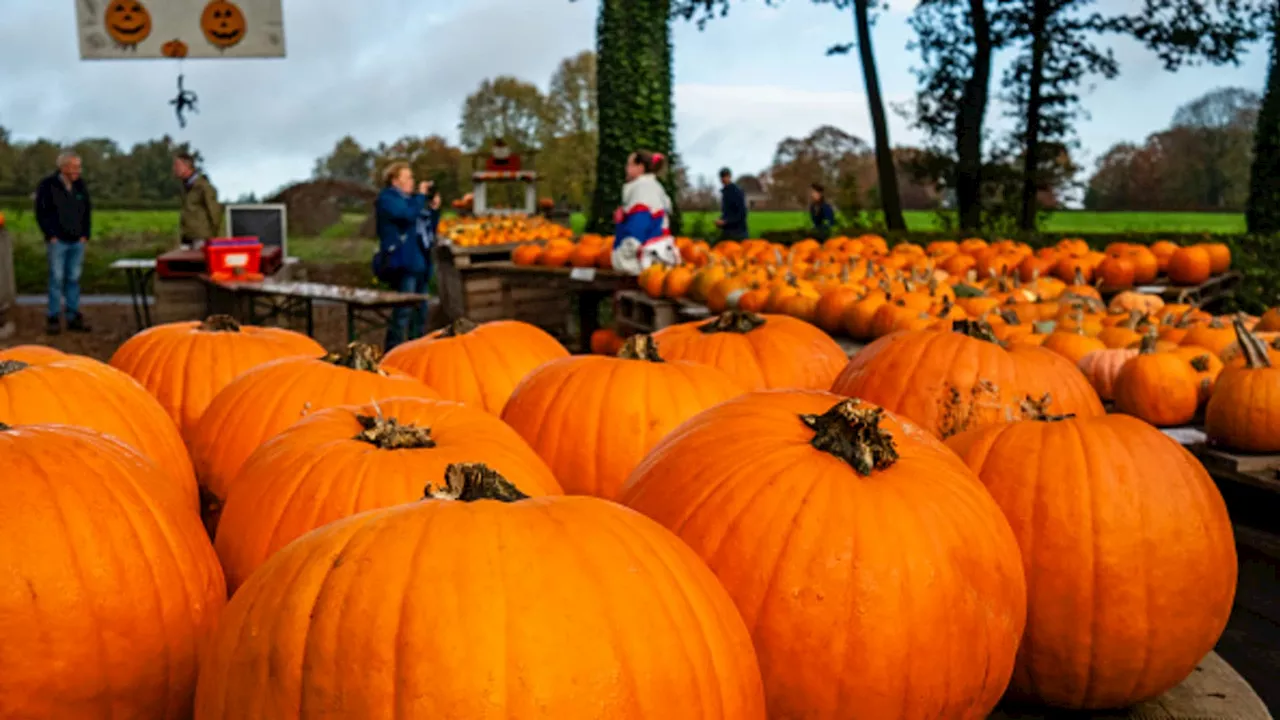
[{"xmin": 0, "ymin": 206, "xmax": 1250, "ymax": 294}]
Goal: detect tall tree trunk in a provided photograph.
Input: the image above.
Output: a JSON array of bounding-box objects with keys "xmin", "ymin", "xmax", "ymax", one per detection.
[
  {"xmin": 956, "ymin": 0, "xmax": 992, "ymax": 231},
  {"xmin": 1019, "ymin": 0, "xmax": 1051, "ymax": 232},
  {"xmin": 853, "ymin": 0, "xmax": 906, "ymax": 231},
  {"xmin": 1247, "ymin": 7, "xmax": 1280, "ymax": 235},
  {"xmin": 589, "ymin": 0, "xmax": 678, "ymax": 235}
]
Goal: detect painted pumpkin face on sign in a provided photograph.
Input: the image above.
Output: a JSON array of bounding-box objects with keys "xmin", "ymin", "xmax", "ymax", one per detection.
[
  {"xmin": 103, "ymin": 1, "xmax": 152, "ymax": 48},
  {"xmin": 201, "ymin": 0, "xmax": 247, "ymax": 49}
]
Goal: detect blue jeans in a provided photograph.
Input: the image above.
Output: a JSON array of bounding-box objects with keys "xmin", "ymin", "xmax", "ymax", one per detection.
[
  {"xmin": 47, "ymin": 240, "xmax": 85, "ymax": 320},
  {"xmin": 384, "ymin": 270, "xmax": 429, "ymax": 351}
]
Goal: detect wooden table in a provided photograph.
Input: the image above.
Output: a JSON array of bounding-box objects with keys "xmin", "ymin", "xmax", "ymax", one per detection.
[
  {"xmin": 200, "ymin": 277, "xmax": 431, "ymax": 343},
  {"xmin": 483, "ymin": 263, "xmax": 637, "ymax": 352},
  {"xmin": 1100, "ymin": 272, "xmax": 1242, "ymax": 308},
  {"xmin": 990, "ymin": 653, "xmax": 1271, "ymax": 719},
  {"xmin": 109, "ymin": 258, "xmax": 157, "ymax": 331}
]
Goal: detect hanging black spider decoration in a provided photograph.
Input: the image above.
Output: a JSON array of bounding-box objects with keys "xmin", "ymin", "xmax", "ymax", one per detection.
[{"xmin": 169, "ymin": 73, "xmax": 199, "ymax": 128}]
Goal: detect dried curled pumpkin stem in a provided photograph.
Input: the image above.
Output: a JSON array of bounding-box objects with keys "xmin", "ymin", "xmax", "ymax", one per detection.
[
  {"xmin": 1190, "ymin": 355, "xmax": 1211, "ymax": 372},
  {"xmin": 439, "ymin": 318, "xmax": 479, "ymax": 338},
  {"xmin": 0, "ymin": 360, "xmax": 28, "ymax": 377},
  {"xmin": 426, "ymin": 463, "xmax": 529, "ymax": 503},
  {"xmin": 325, "ymin": 343, "xmax": 385, "ymax": 373},
  {"xmin": 700, "ymin": 310, "xmax": 767, "ymax": 335},
  {"xmin": 800, "ymin": 399, "xmax": 899, "ymax": 476},
  {"xmin": 1232, "ymin": 317, "xmax": 1273, "ymax": 369},
  {"xmin": 616, "ymin": 335, "xmax": 664, "ymax": 362},
  {"xmin": 951, "ymin": 319, "xmax": 1001, "ymax": 344},
  {"xmin": 354, "ymin": 413, "xmax": 436, "ymax": 450},
  {"xmin": 198, "ymin": 315, "xmax": 241, "ymax": 332},
  {"xmin": 1019, "ymin": 394, "xmax": 1074, "ymax": 422},
  {"xmin": 1138, "ymin": 328, "xmax": 1160, "ymax": 354}
]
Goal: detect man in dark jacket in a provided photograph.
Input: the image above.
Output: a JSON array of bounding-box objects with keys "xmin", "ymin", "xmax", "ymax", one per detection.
[
  {"xmin": 809, "ymin": 183, "xmax": 836, "ymax": 241},
  {"xmin": 34, "ymin": 152, "xmax": 92, "ymax": 334},
  {"xmin": 173, "ymin": 152, "xmax": 223, "ymax": 248},
  {"xmin": 716, "ymin": 167, "xmax": 748, "ymax": 241}
]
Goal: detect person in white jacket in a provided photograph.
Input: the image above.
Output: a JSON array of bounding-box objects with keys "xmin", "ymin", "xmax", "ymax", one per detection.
[{"xmin": 612, "ymin": 150, "xmax": 681, "ymax": 275}]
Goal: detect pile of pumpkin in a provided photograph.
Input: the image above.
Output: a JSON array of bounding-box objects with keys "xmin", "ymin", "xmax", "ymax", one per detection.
[
  {"xmin": 511, "ymin": 234, "xmax": 714, "ymax": 269},
  {"xmin": 0, "ymin": 303, "xmax": 1272, "ymax": 718},
  {"xmin": 439, "ymin": 214, "xmax": 573, "ymax": 247}
]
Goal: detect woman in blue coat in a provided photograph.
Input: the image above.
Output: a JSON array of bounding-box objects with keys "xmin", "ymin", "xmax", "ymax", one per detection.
[{"xmin": 375, "ymin": 162, "xmax": 434, "ymax": 351}]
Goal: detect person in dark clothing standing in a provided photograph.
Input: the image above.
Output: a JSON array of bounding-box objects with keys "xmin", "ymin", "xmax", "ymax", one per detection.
[
  {"xmin": 716, "ymin": 167, "xmax": 749, "ymax": 241},
  {"xmin": 34, "ymin": 152, "xmax": 92, "ymax": 335},
  {"xmin": 809, "ymin": 183, "xmax": 836, "ymax": 241}
]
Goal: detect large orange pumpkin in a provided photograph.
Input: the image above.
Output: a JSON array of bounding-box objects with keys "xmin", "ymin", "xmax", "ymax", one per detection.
[
  {"xmin": 946, "ymin": 414, "xmax": 1236, "ymax": 709},
  {"xmin": 381, "ymin": 318, "xmax": 568, "ymax": 414},
  {"xmin": 215, "ymin": 398, "xmax": 563, "ymax": 591},
  {"xmin": 185, "ymin": 343, "xmax": 440, "ymax": 528},
  {"xmin": 1166, "ymin": 246, "xmax": 1212, "ymax": 286},
  {"xmin": 1008, "ymin": 344, "xmax": 1105, "ymax": 418},
  {"xmin": 502, "ymin": 335, "xmax": 745, "ymax": 499},
  {"xmin": 0, "ymin": 345, "xmax": 66, "ymax": 363},
  {"xmin": 652, "ymin": 311, "xmax": 847, "ymax": 391},
  {"xmin": 0, "ymin": 423, "xmax": 226, "ymax": 719},
  {"xmin": 109, "ymin": 315, "xmax": 325, "ymax": 436},
  {"xmin": 620, "ymin": 392, "xmax": 1027, "ymax": 719},
  {"xmin": 1206, "ymin": 320, "xmax": 1280, "ymax": 452},
  {"xmin": 0, "ymin": 354, "xmax": 197, "ymax": 509},
  {"xmin": 195, "ymin": 464, "xmax": 766, "ymax": 719}
]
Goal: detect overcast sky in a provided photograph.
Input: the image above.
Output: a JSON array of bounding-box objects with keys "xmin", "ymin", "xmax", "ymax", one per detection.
[{"xmin": 0, "ymin": 0, "xmax": 1270, "ymax": 199}]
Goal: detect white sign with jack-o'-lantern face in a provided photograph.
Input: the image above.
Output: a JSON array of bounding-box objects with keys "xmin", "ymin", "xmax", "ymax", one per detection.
[{"xmin": 75, "ymin": 0, "xmax": 285, "ymax": 59}]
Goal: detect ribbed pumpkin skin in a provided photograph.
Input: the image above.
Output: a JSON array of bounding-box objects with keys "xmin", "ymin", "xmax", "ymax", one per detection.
[
  {"xmin": 0, "ymin": 355, "xmax": 197, "ymax": 510},
  {"xmin": 652, "ymin": 313, "xmax": 848, "ymax": 390},
  {"xmin": 215, "ymin": 398, "xmax": 564, "ymax": 591},
  {"xmin": 1206, "ymin": 365, "xmax": 1280, "ymax": 452},
  {"xmin": 381, "ymin": 320, "xmax": 568, "ymax": 413},
  {"xmin": 0, "ymin": 425, "xmax": 226, "ymax": 719},
  {"xmin": 831, "ymin": 328, "xmax": 1026, "ymax": 439},
  {"xmin": 619, "ymin": 391, "xmax": 1027, "ymax": 720},
  {"xmin": 946, "ymin": 415, "xmax": 1237, "ymax": 709},
  {"xmin": 195, "ymin": 495, "xmax": 766, "ymax": 719},
  {"xmin": 501, "ymin": 355, "xmax": 745, "ymax": 499},
  {"xmin": 109, "ymin": 319, "xmax": 324, "ymax": 436},
  {"xmin": 186, "ymin": 356, "xmax": 440, "ymax": 506},
  {"xmin": 0, "ymin": 345, "xmax": 66, "ymax": 363},
  {"xmin": 1077, "ymin": 348, "xmax": 1138, "ymax": 402}
]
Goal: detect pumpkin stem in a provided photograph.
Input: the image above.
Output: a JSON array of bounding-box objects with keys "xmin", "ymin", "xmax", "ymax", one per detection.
[
  {"xmin": 438, "ymin": 318, "xmax": 479, "ymax": 338},
  {"xmin": 1138, "ymin": 327, "xmax": 1160, "ymax": 354},
  {"xmin": 325, "ymin": 343, "xmax": 385, "ymax": 373},
  {"xmin": 198, "ymin": 315, "xmax": 241, "ymax": 332},
  {"xmin": 951, "ymin": 319, "xmax": 1001, "ymax": 344},
  {"xmin": 617, "ymin": 335, "xmax": 664, "ymax": 362},
  {"xmin": 354, "ymin": 412, "xmax": 436, "ymax": 450},
  {"xmin": 426, "ymin": 463, "xmax": 529, "ymax": 503},
  {"xmin": 1072, "ymin": 267, "xmax": 1086, "ymax": 286},
  {"xmin": 1019, "ymin": 394, "xmax": 1075, "ymax": 422},
  {"xmin": 700, "ymin": 310, "xmax": 767, "ymax": 335},
  {"xmin": 1232, "ymin": 318, "xmax": 1273, "ymax": 369},
  {"xmin": 1190, "ymin": 355, "xmax": 1211, "ymax": 372},
  {"xmin": 800, "ymin": 399, "xmax": 899, "ymax": 476},
  {"xmin": 0, "ymin": 422, "xmax": 10, "ymax": 432},
  {"xmin": 935, "ymin": 296, "xmax": 954, "ymax": 318},
  {"xmin": 999, "ymin": 308, "xmax": 1021, "ymax": 326},
  {"xmin": 0, "ymin": 360, "xmax": 28, "ymax": 377}
]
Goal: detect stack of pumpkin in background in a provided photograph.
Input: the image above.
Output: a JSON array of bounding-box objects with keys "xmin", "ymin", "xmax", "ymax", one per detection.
[{"xmin": 0, "ymin": 257, "xmax": 1273, "ymax": 716}]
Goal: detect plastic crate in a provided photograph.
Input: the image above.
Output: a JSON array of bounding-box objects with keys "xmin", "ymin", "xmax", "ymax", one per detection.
[{"xmin": 204, "ymin": 238, "xmax": 262, "ymax": 278}]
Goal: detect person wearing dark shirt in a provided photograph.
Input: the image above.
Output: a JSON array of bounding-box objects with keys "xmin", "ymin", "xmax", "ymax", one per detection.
[
  {"xmin": 809, "ymin": 183, "xmax": 836, "ymax": 241},
  {"xmin": 716, "ymin": 167, "xmax": 749, "ymax": 241},
  {"xmin": 34, "ymin": 152, "xmax": 92, "ymax": 335}
]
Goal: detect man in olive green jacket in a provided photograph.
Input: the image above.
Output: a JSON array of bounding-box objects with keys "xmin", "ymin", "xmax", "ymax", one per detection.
[{"xmin": 173, "ymin": 152, "xmax": 223, "ymax": 247}]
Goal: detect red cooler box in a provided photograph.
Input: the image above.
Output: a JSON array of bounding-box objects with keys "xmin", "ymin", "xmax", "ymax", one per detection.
[{"xmin": 204, "ymin": 237, "xmax": 262, "ymax": 280}]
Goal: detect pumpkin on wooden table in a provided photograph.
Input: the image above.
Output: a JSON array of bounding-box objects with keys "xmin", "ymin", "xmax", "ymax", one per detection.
[
  {"xmin": 1180, "ymin": 316, "xmax": 1237, "ymax": 357},
  {"xmin": 1166, "ymin": 245, "xmax": 1213, "ymax": 286},
  {"xmin": 1114, "ymin": 332, "xmax": 1201, "ymax": 427},
  {"xmin": 196, "ymin": 463, "xmax": 766, "ymax": 720},
  {"xmin": 109, "ymin": 315, "xmax": 325, "ymax": 436},
  {"xmin": 652, "ymin": 311, "xmax": 847, "ymax": 391},
  {"xmin": 620, "ymin": 392, "xmax": 1026, "ymax": 719},
  {"xmin": 1077, "ymin": 347, "xmax": 1139, "ymax": 402},
  {"xmin": 1041, "ymin": 321, "xmax": 1106, "ymax": 365},
  {"xmin": 1170, "ymin": 346, "xmax": 1223, "ymax": 404},
  {"xmin": 0, "ymin": 345, "xmax": 66, "ymax": 363},
  {"xmin": 1256, "ymin": 307, "xmax": 1280, "ymax": 332},
  {"xmin": 214, "ymin": 398, "xmax": 562, "ymax": 591},
  {"xmin": 1206, "ymin": 320, "xmax": 1280, "ymax": 452},
  {"xmin": 0, "ymin": 423, "xmax": 225, "ymax": 719},
  {"xmin": 1008, "ymin": 345, "xmax": 1105, "ymax": 418},
  {"xmin": 186, "ymin": 343, "xmax": 440, "ymax": 530},
  {"xmin": 381, "ymin": 318, "xmax": 568, "ymax": 414},
  {"xmin": 946, "ymin": 412, "xmax": 1236, "ymax": 709},
  {"xmin": 589, "ymin": 327, "xmax": 625, "ymax": 355},
  {"xmin": 1107, "ymin": 289, "xmax": 1164, "ymax": 315},
  {"xmin": 0, "ymin": 353, "xmax": 197, "ymax": 510},
  {"xmin": 502, "ymin": 335, "xmax": 744, "ymax": 499}
]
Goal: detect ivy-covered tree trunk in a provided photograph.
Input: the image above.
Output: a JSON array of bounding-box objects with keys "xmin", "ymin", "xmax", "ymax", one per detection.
[
  {"xmin": 589, "ymin": 0, "xmax": 680, "ymax": 235},
  {"xmin": 1247, "ymin": 9, "xmax": 1280, "ymax": 235}
]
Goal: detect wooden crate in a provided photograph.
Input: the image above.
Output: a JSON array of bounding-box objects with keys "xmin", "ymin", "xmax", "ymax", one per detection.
[
  {"xmin": 1190, "ymin": 443, "xmax": 1280, "ymax": 494},
  {"xmin": 153, "ymin": 278, "xmax": 208, "ymax": 324},
  {"xmin": 452, "ymin": 269, "xmax": 571, "ymax": 337},
  {"xmin": 615, "ymin": 290, "xmax": 680, "ymax": 334}
]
